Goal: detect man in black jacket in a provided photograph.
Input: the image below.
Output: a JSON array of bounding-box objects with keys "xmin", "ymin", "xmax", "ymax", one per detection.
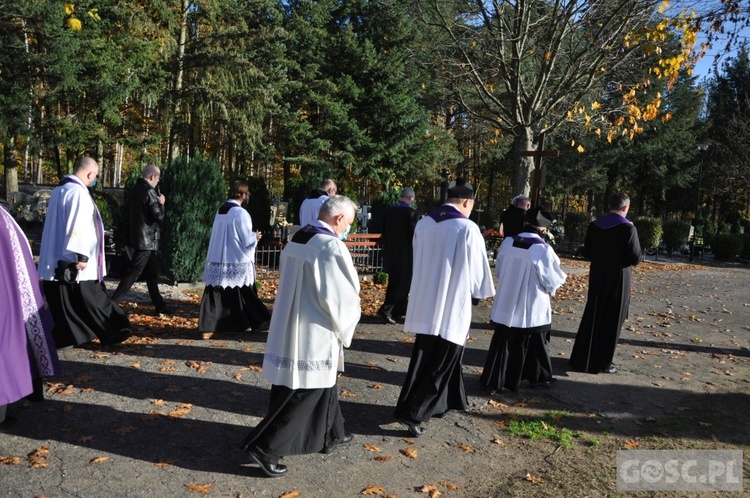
[{"xmin": 112, "ymin": 164, "xmax": 170, "ymax": 314}]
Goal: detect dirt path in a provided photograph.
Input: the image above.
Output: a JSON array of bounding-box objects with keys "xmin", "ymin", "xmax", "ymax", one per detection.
[{"xmin": 0, "ymin": 258, "xmax": 747, "ymax": 497}]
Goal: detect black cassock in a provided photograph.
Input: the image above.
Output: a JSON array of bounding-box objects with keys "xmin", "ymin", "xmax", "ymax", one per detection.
[
  {"xmin": 379, "ymin": 202, "xmax": 418, "ymax": 318},
  {"xmin": 569, "ymin": 214, "xmax": 641, "ymax": 373}
]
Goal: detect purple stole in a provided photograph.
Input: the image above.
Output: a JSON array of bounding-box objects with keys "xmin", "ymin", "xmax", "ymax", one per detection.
[
  {"xmin": 593, "ymin": 213, "xmax": 630, "ymax": 229},
  {"xmin": 1, "ymin": 208, "xmax": 59, "ymax": 377},
  {"xmin": 393, "ymin": 200, "xmax": 411, "ymax": 208},
  {"xmin": 61, "ymin": 176, "xmax": 105, "ymax": 281},
  {"xmin": 427, "ymin": 204, "xmax": 466, "ymax": 222}
]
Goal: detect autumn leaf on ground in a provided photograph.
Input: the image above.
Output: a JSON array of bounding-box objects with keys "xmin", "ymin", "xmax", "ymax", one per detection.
[
  {"xmin": 623, "ymin": 439, "xmax": 639, "ymax": 449},
  {"xmin": 131, "ymin": 361, "xmax": 141, "ymax": 368},
  {"xmin": 185, "ymin": 483, "xmax": 214, "ymax": 494},
  {"xmin": 186, "ymin": 360, "xmax": 211, "ymax": 373},
  {"xmin": 496, "ymin": 420, "xmax": 508, "ymax": 429},
  {"xmin": 89, "ymin": 456, "xmax": 109, "ymax": 464},
  {"xmin": 400, "ymin": 448, "xmax": 418, "ymax": 459},
  {"xmin": 240, "ymin": 364, "xmax": 262, "ymax": 372},
  {"xmin": 78, "ymin": 435, "xmax": 94, "ymax": 443},
  {"xmin": 402, "ymin": 438, "xmax": 414, "ymax": 445},
  {"xmin": 152, "ymin": 399, "xmax": 165, "ymax": 406},
  {"xmin": 63, "ymin": 405, "xmax": 74, "ymax": 412},
  {"xmin": 113, "ymin": 426, "xmax": 137, "ymax": 436},
  {"xmin": 368, "ymin": 384, "xmax": 384, "ymax": 389},
  {"xmin": 233, "ymin": 372, "xmax": 243, "ymax": 381},
  {"xmin": 457, "ymin": 443, "xmax": 475, "ymax": 453},
  {"xmin": 168, "ymin": 403, "xmax": 193, "ymax": 418},
  {"xmin": 524, "ymin": 473, "xmax": 544, "ymax": 484},
  {"xmin": 25, "ymin": 446, "xmax": 49, "ymax": 468},
  {"xmin": 280, "ymin": 491, "xmax": 301, "ymax": 498},
  {"xmin": 488, "ymin": 399, "xmax": 508, "ymax": 408},
  {"xmin": 340, "ymin": 389, "xmax": 357, "ymax": 397},
  {"xmin": 439, "ymin": 481, "xmax": 460, "ymax": 490},
  {"xmin": 165, "ymin": 386, "xmax": 182, "ymax": 393},
  {"xmin": 154, "ymin": 460, "xmax": 177, "ymax": 467},
  {"xmin": 386, "ymin": 358, "xmax": 399, "ymax": 363},
  {"xmin": 373, "ymin": 456, "xmax": 391, "ymax": 462},
  {"xmin": 363, "ymin": 443, "xmax": 381, "ymax": 452},
  {"xmin": 492, "ymin": 438, "xmax": 506, "ymax": 446},
  {"xmin": 0, "ymin": 456, "xmax": 21, "ymax": 465},
  {"xmin": 361, "ymin": 484, "xmax": 386, "ymax": 495},
  {"xmin": 419, "ymin": 484, "xmax": 441, "ymax": 497}
]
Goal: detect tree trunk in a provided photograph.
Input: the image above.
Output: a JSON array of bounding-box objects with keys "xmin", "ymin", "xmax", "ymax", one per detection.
[
  {"xmin": 4, "ymin": 136, "xmax": 19, "ymax": 201},
  {"xmin": 510, "ymin": 127, "xmax": 535, "ymax": 197},
  {"xmin": 168, "ymin": 0, "xmax": 190, "ymax": 165}
]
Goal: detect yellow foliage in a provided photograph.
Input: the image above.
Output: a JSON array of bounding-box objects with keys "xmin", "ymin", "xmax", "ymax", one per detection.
[
  {"xmin": 577, "ymin": 145, "xmax": 585, "ymax": 153},
  {"xmin": 67, "ymin": 18, "xmax": 82, "ymax": 31},
  {"xmin": 65, "ymin": 4, "xmax": 75, "ymax": 15}
]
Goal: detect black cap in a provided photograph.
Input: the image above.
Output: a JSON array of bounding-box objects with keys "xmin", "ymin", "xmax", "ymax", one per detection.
[
  {"xmin": 525, "ymin": 207, "xmax": 553, "ymax": 228},
  {"xmin": 447, "ymin": 177, "xmax": 474, "ymax": 199}
]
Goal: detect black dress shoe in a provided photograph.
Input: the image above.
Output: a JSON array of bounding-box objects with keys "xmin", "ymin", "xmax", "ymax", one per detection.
[
  {"xmin": 604, "ymin": 366, "xmax": 617, "ymax": 374},
  {"xmin": 322, "ymin": 433, "xmax": 354, "ymax": 454},
  {"xmin": 247, "ymin": 450, "xmax": 287, "ymax": 477},
  {"xmin": 377, "ymin": 310, "xmax": 396, "ymax": 324},
  {"xmin": 397, "ymin": 419, "xmax": 427, "ymax": 437},
  {"xmin": 531, "ymin": 378, "xmax": 559, "ymax": 389}
]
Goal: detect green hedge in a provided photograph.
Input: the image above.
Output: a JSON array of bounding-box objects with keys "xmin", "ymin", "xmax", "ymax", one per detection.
[
  {"xmin": 633, "ymin": 217, "xmax": 661, "ymax": 252},
  {"xmin": 711, "ymin": 233, "xmax": 744, "ymax": 261},
  {"xmin": 662, "ymin": 220, "xmax": 691, "ymax": 256},
  {"xmin": 160, "ymin": 155, "xmax": 227, "ymax": 283}
]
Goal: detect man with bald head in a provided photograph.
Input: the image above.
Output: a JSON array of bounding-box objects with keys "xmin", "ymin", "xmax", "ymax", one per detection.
[
  {"xmin": 39, "ymin": 156, "xmax": 132, "ymax": 347},
  {"xmin": 111, "ymin": 163, "xmax": 170, "ymax": 314}
]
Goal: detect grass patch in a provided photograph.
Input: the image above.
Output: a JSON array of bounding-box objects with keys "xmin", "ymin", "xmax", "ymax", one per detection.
[{"xmin": 506, "ymin": 411, "xmax": 579, "ymax": 447}]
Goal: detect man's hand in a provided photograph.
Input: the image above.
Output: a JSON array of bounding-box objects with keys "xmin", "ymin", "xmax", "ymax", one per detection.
[
  {"xmin": 157, "ymin": 194, "xmax": 166, "ymax": 205},
  {"xmin": 76, "ymin": 261, "xmax": 88, "ymax": 271}
]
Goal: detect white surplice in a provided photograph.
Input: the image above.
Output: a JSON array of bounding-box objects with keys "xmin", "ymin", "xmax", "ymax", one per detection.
[
  {"xmin": 202, "ymin": 200, "xmax": 258, "ymax": 287},
  {"xmin": 490, "ymin": 232, "xmax": 567, "ymax": 329},
  {"xmin": 298, "ymin": 195, "xmax": 329, "ymax": 227},
  {"xmin": 404, "ymin": 205, "xmax": 495, "ymax": 346},
  {"xmin": 262, "ymin": 220, "xmax": 361, "ymax": 389},
  {"xmin": 38, "ymin": 175, "xmax": 105, "ymax": 282}
]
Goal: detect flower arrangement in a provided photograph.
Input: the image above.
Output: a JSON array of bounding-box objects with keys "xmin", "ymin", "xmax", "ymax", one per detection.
[{"xmin": 483, "ymin": 229, "xmax": 504, "ymax": 250}]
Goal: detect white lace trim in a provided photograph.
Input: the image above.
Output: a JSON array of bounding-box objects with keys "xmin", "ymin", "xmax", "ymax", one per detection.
[{"xmin": 203, "ymin": 261, "xmax": 255, "ymax": 288}]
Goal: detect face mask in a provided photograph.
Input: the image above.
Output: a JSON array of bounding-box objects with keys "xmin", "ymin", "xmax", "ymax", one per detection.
[
  {"xmin": 338, "ymin": 224, "xmax": 351, "ymax": 240},
  {"xmin": 90, "ymin": 178, "xmax": 97, "ymax": 187}
]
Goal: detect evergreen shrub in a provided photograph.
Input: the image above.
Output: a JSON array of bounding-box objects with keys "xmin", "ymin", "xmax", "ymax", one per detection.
[
  {"xmin": 369, "ymin": 189, "xmax": 401, "ymax": 234},
  {"xmin": 633, "ymin": 217, "xmax": 661, "ymax": 253},
  {"xmin": 374, "ymin": 272, "xmax": 388, "ymax": 285},
  {"xmin": 711, "ymin": 233, "xmax": 744, "ymax": 261},
  {"xmin": 245, "ymin": 176, "xmax": 272, "ymax": 233},
  {"xmin": 160, "ymin": 155, "xmax": 227, "ymax": 283},
  {"xmin": 662, "ymin": 220, "xmax": 690, "ymax": 256},
  {"xmin": 563, "ymin": 211, "xmax": 589, "ymax": 245}
]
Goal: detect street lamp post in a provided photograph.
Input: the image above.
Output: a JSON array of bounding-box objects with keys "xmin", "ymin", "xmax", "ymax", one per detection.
[{"xmin": 690, "ymin": 141, "xmax": 710, "ymax": 263}]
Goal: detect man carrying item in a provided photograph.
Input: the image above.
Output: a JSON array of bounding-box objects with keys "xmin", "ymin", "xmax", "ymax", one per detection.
[
  {"xmin": 393, "ymin": 178, "xmax": 495, "ymax": 437},
  {"xmin": 481, "ymin": 207, "xmax": 567, "ymax": 392},
  {"xmin": 298, "ymin": 178, "xmax": 336, "ymax": 227},
  {"xmin": 1, "ymin": 206, "xmax": 60, "ymax": 428},
  {"xmin": 377, "ymin": 187, "xmax": 418, "ymax": 324},
  {"xmin": 569, "ymin": 193, "xmax": 641, "ymax": 374},
  {"xmin": 111, "ymin": 164, "xmax": 170, "ymax": 314},
  {"xmin": 38, "ymin": 157, "xmax": 132, "ymax": 348},
  {"xmin": 499, "ymin": 194, "xmax": 530, "ymax": 238},
  {"xmin": 242, "ymin": 196, "xmax": 361, "ymax": 477},
  {"xmin": 199, "ymin": 180, "xmax": 271, "ymax": 336}
]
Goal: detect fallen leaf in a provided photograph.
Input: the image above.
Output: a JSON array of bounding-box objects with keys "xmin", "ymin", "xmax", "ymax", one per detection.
[
  {"xmin": 363, "ymin": 443, "xmax": 381, "ymax": 452},
  {"xmin": 491, "ymin": 438, "xmax": 506, "ymax": 446},
  {"xmin": 185, "ymin": 483, "xmax": 214, "ymax": 494},
  {"xmin": 168, "ymin": 404, "xmax": 193, "ymax": 418},
  {"xmin": 280, "ymin": 492, "xmax": 301, "ymax": 498},
  {"xmin": 524, "ymin": 473, "xmax": 544, "ymax": 484},
  {"xmin": 131, "ymin": 362, "xmax": 141, "ymax": 368},
  {"xmin": 623, "ymin": 439, "xmax": 639, "ymax": 449},
  {"xmin": 419, "ymin": 484, "xmax": 441, "ymax": 497},
  {"xmin": 368, "ymin": 384, "xmax": 384, "ymax": 389},
  {"xmin": 152, "ymin": 399, "xmax": 165, "ymax": 405},
  {"xmin": 439, "ymin": 481, "xmax": 460, "ymax": 490},
  {"xmin": 89, "ymin": 456, "xmax": 109, "ymax": 464},
  {"xmin": 361, "ymin": 484, "xmax": 385, "ymax": 495},
  {"xmin": 79, "ymin": 436, "xmax": 94, "ymax": 443},
  {"xmin": 233, "ymin": 372, "xmax": 243, "ymax": 381},
  {"xmin": 400, "ymin": 448, "xmax": 418, "ymax": 459},
  {"xmin": 113, "ymin": 426, "xmax": 137, "ymax": 436},
  {"xmin": 25, "ymin": 446, "xmax": 49, "ymax": 468},
  {"xmin": 457, "ymin": 443, "xmax": 475, "ymax": 453},
  {"xmin": 0, "ymin": 456, "xmax": 21, "ymax": 465},
  {"xmin": 340, "ymin": 389, "xmax": 357, "ymax": 397},
  {"xmin": 373, "ymin": 456, "xmax": 391, "ymax": 462},
  {"xmin": 488, "ymin": 399, "xmax": 508, "ymax": 408}
]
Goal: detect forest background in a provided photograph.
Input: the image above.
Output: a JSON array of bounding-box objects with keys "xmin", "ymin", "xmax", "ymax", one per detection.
[{"xmin": 1, "ymin": 0, "xmax": 750, "ymax": 237}]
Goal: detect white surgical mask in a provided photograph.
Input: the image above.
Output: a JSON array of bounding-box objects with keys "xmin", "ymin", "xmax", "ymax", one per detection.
[{"xmin": 338, "ymin": 224, "xmax": 351, "ymax": 240}]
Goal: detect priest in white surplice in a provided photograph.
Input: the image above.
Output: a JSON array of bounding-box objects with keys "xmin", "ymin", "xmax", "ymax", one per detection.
[
  {"xmin": 198, "ymin": 180, "xmax": 271, "ymax": 336},
  {"xmin": 242, "ymin": 195, "xmax": 360, "ymax": 478},
  {"xmin": 480, "ymin": 207, "xmax": 567, "ymax": 392},
  {"xmin": 393, "ymin": 178, "xmax": 495, "ymax": 437},
  {"xmin": 38, "ymin": 157, "xmax": 132, "ymax": 348}
]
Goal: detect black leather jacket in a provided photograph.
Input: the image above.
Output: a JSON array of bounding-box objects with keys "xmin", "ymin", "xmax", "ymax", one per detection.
[{"xmin": 128, "ymin": 178, "xmax": 164, "ymax": 250}]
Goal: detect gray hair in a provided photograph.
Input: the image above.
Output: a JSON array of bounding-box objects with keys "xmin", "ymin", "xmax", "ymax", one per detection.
[
  {"xmin": 319, "ymin": 195, "xmax": 356, "ymax": 219},
  {"xmin": 400, "ymin": 187, "xmax": 415, "ymax": 199},
  {"xmin": 609, "ymin": 193, "xmax": 630, "ymax": 211},
  {"xmin": 512, "ymin": 195, "xmax": 530, "ymax": 208}
]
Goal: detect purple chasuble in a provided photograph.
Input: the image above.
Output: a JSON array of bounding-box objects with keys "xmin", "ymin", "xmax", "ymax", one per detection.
[
  {"xmin": 593, "ymin": 212, "xmax": 630, "ymax": 229},
  {"xmin": 1, "ymin": 207, "xmax": 60, "ymax": 405},
  {"xmin": 427, "ymin": 204, "xmax": 466, "ymax": 223}
]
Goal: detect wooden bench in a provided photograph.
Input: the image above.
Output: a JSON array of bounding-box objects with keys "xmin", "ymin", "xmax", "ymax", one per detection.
[
  {"xmin": 344, "ymin": 233, "xmax": 383, "ymax": 272},
  {"xmin": 344, "ymin": 232, "xmax": 382, "ymax": 248}
]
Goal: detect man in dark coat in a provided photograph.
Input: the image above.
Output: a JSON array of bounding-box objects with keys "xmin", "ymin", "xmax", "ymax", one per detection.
[
  {"xmin": 111, "ymin": 164, "xmax": 170, "ymax": 314},
  {"xmin": 499, "ymin": 194, "xmax": 530, "ymax": 238},
  {"xmin": 377, "ymin": 187, "xmax": 418, "ymax": 324},
  {"xmin": 569, "ymin": 193, "xmax": 641, "ymax": 374}
]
